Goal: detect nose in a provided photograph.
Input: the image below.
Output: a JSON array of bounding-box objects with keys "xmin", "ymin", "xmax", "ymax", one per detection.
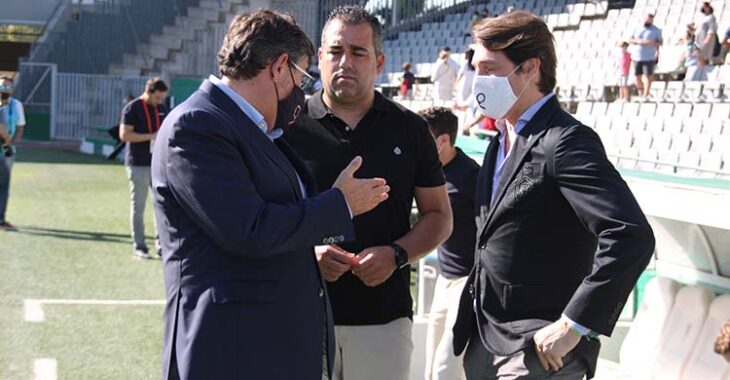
[{"xmin": 338, "ymin": 51, "xmax": 354, "ymax": 70}]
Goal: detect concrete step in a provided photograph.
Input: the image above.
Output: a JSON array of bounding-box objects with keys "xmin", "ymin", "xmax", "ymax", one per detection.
[
  {"xmin": 109, "ymin": 64, "xmax": 142, "ymax": 76},
  {"xmin": 199, "ymin": 0, "xmax": 226, "ymax": 10},
  {"xmin": 138, "ymin": 43, "xmax": 170, "ymax": 60},
  {"xmin": 150, "ymin": 34, "xmax": 183, "ymax": 51},
  {"xmin": 162, "ymin": 25, "xmax": 197, "ymax": 40},
  {"xmin": 174, "ymin": 15, "xmax": 209, "ymax": 31},
  {"xmin": 188, "ymin": 7, "xmax": 221, "ymax": 22},
  {"xmin": 231, "ymin": 3, "xmax": 250, "ymax": 13},
  {"xmin": 122, "ymin": 53, "xmax": 151, "ymax": 69}
]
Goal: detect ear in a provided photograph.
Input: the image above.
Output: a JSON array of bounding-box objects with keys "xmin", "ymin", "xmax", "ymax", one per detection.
[
  {"xmin": 270, "ymin": 53, "xmax": 289, "ymax": 82},
  {"xmin": 376, "ymin": 53, "xmax": 385, "ymax": 75},
  {"xmin": 317, "ymin": 47, "xmax": 324, "ymax": 66}
]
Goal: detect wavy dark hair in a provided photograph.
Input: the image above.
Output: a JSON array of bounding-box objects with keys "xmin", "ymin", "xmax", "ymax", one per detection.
[{"xmin": 218, "ymin": 9, "xmax": 314, "ymax": 80}]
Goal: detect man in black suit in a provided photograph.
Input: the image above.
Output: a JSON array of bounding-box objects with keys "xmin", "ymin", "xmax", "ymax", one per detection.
[
  {"xmin": 151, "ymin": 10, "xmax": 390, "ymax": 380},
  {"xmin": 452, "ymin": 11, "xmax": 655, "ymax": 379}
]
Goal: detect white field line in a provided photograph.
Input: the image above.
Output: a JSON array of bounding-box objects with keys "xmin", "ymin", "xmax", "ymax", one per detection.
[
  {"xmin": 24, "ymin": 299, "xmax": 165, "ymax": 322},
  {"xmin": 34, "ymin": 358, "xmax": 57, "ymax": 380}
]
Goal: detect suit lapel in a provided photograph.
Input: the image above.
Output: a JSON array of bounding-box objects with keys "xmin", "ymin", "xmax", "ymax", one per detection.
[
  {"xmin": 481, "ymin": 96, "xmax": 561, "ymax": 235},
  {"xmin": 201, "ymin": 80, "xmax": 304, "ymax": 201}
]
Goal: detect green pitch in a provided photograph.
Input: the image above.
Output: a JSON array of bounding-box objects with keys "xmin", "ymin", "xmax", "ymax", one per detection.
[{"xmin": 0, "ymin": 147, "xmax": 164, "ymax": 379}]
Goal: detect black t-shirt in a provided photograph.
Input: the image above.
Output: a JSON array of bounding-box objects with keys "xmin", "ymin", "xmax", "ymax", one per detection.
[
  {"xmin": 402, "ymin": 72, "xmax": 415, "ymax": 90},
  {"xmin": 283, "ymin": 90, "xmax": 445, "ymax": 325},
  {"xmin": 438, "ymin": 148, "xmax": 480, "ymax": 279},
  {"xmin": 121, "ymin": 98, "xmax": 167, "ymax": 166}
]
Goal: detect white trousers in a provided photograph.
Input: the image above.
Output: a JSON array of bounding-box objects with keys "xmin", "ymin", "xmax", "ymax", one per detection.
[
  {"xmin": 425, "ymin": 274, "xmax": 467, "ymax": 380},
  {"xmin": 333, "ymin": 317, "xmax": 413, "ymax": 380}
]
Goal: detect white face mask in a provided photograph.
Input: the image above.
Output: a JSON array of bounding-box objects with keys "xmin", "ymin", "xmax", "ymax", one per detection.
[{"xmin": 472, "ymin": 64, "xmax": 531, "ymax": 119}]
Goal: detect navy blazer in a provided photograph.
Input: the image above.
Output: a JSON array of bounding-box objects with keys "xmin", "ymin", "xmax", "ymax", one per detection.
[
  {"xmin": 452, "ymin": 96, "xmax": 655, "ymax": 377},
  {"xmin": 151, "ymin": 80, "xmax": 355, "ymax": 380}
]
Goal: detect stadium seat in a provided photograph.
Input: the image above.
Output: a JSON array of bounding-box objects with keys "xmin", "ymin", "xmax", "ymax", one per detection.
[
  {"xmin": 674, "ymin": 103, "xmax": 693, "ymax": 118},
  {"xmin": 614, "ymin": 277, "xmax": 681, "ymax": 379},
  {"xmin": 664, "ymin": 82, "xmax": 684, "ymax": 102},
  {"xmin": 650, "ymin": 81, "xmax": 668, "ymax": 101},
  {"xmin": 618, "ymin": 147, "xmax": 639, "ymax": 169},
  {"xmin": 657, "ymin": 150, "xmax": 680, "ymax": 174},
  {"xmin": 591, "ymin": 102, "xmax": 608, "ymax": 117},
  {"xmin": 634, "ymin": 130, "xmax": 653, "ymax": 150},
  {"xmin": 576, "ymin": 102, "xmax": 593, "ymax": 118},
  {"xmin": 637, "ymin": 149, "xmax": 659, "ymax": 171},
  {"xmin": 651, "ymin": 286, "xmax": 714, "ymax": 380},
  {"xmin": 699, "ymin": 152, "xmax": 723, "ymax": 176},
  {"xmin": 683, "ymin": 82, "xmax": 704, "ymax": 102},
  {"xmin": 690, "ymin": 133, "xmax": 713, "ymax": 153},
  {"xmin": 677, "ymin": 152, "xmax": 701, "ymax": 176},
  {"xmin": 692, "ymin": 103, "xmax": 712, "ymax": 119},
  {"xmin": 656, "ymin": 103, "xmax": 675, "ymax": 118},
  {"xmin": 713, "ymin": 135, "xmax": 730, "ymax": 154},
  {"xmin": 682, "ymin": 117, "xmax": 704, "ymax": 135},
  {"xmin": 623, "ymin": 102, "xmax": 640, "ymax": 117},
  {"xmin": 672, "ymin": 133, "xmax": 692, "ymax": 151},
  {"xmin": 681, "ymin": 295, "xmax": 730, "ymax": 380},
  {"xmin": 711, "ymin": 103, "xmax": 730, "ymax": 119},
  {"xmin": 639, "ymin": 103, "xmax": 658, "ymax": 118}
]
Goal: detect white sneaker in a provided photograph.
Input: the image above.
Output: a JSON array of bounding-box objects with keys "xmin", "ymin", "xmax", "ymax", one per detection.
[{"xmin": 133, "ymin": 249, "xmax": 152, "ymax": 260}]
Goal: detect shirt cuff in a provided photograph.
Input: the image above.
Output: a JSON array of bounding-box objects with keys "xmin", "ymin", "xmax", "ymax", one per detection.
[{"xmin": 562, "ymin": 314, "xmax": 594, "ymax": 337}]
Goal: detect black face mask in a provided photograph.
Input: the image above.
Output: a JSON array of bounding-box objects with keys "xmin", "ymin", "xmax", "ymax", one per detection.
[
  {"xmin": 644, "ymin": 22, "xmax": 652, "ymax": 27},
  {"xmin": 274, "ymin": 66, "xmax": 305, "ymax": 131},
  {"xmin": 0, "ymin": 93, "xmax": 9, "ymax": 101}
]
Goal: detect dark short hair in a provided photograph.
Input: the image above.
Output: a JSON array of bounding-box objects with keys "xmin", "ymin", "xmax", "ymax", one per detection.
[
  {"xmin": 402, "ymin": 62, "xmax": 411, "ymax": 71},
  {"xmin": 419, "ymin": 106, "xmax": 458, "ymax": 146},
  {"xmin": 145, "ymin": 77, "xmax": 168, "ymax": 93},
  {"xmin": 218, "ymin": 9, "xmax": 314, "ymax": 80},
  {"xmin": 473, "ymin": 11, "xmax": 557, "ymax": 94},
  {"xmin": 323, "ymin": 5, "xmax": 383, "ymax": 56}
]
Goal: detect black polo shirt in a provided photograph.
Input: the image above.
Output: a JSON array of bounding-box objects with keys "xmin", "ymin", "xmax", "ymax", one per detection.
[
  {"xmin": 283, "ymin": 90, "xmax": 445, "ymax": 325},
  {"xmin": 121, "ymin": 98, "xmax": 167, "ymax": 167},
  {"xmin": 438, "ymin": 148, "xmax": 480, "ymax": 279}
]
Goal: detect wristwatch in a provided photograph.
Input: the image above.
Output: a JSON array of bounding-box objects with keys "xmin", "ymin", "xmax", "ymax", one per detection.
[{"xmin": 390, "ymin": 243, "xmax": 409, "ymax": 269}]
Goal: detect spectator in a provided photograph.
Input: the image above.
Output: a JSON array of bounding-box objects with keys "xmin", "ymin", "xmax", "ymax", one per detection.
[
  {"xmin": 419, "ymin": 106, "xmax": 479, "ymax": 380},
  {"xmin": 0, "ymin": 76, "xmax": 26, "ymax": 229},
  {"xmin": 400, "ymin": 62, "xmax": 416, "ymax": 100},
  {"xmin": 617, "ymin": 41, "xmax": 631, "ymax": 101},
  {"xmin": 456, "ymin": 49, "xmax": 477, "ymax": 105},
  {"xmin": 431, "ymin": 47, "xmax": 459, "ymax": 102},
  {"xmin": 718, "ymin": 26, "xmax": 730, "ymax": 63},
  {"xmin": 481, "ymin": 9, "xmax": 490, "ymax": 19},
  {"xmin": 696, "ymin": 1, "xmax": 718, "ymax": 65},
  {"xmin": 682, "ymin": 24, "xmax": 707, "ymax": 81},
  {"xmin": 629, "ymin": 13, "xmax": 663, "ymax": 100},
  {"xmin": 118, "ymin": 77, "xmax": 168, "ymax": 259}
]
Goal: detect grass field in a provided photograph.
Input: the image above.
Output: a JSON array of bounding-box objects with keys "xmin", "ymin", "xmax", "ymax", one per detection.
[{"xmin": 0, "ymin": 146, "xmax": 165, "ymax": 379}]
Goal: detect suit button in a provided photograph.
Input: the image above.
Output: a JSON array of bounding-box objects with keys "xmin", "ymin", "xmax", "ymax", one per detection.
[
  {"xmin": 479, "ymin": 243, "xmax": 486, "ymax": 249},
  {"xmin": 318, "ymin": 288, "xmax": 324, "ymax": 298},
  {"xmin": 469, "ymin": 284, "xmax": 474, "ymax": 295}
]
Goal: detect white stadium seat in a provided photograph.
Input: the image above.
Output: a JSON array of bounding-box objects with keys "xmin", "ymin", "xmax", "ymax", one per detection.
[{"xmin": 681, "ymin": 295, "xmax": 730, "ymax": 379}]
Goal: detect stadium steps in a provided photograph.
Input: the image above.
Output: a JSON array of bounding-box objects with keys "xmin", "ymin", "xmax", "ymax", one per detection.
[{"xmin": 108, "ymin": 0, "xmax": 258, "ymax": 78}]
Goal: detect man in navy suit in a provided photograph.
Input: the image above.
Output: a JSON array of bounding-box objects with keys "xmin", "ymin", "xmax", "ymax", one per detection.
[
  {"xmin": 452, "ymin": 11, "xmax": 655, "ymax": 379},
  {"xmin": 151, "ymin": 10, "xmax": 390, "ymax": 380}
]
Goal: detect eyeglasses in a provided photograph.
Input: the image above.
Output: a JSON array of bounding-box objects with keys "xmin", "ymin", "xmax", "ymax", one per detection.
[{"xmin": 289, "ymin": 62, "xmax": 316, "ymax": 89}]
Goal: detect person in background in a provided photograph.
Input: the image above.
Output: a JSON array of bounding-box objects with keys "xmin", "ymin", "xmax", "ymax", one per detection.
[
  {"xmin": 617, "ymin": 41, "xmax": 631, "ymax": 101},
  {"xmin": 431, "ymin": 47, "xmax": 459, "ymax": 102},
  {"xmin": 419, "ymin": 107, "xmax": 479, "ymax": 380},
  {"xmin": 682, "ymin": 24, "xmax": 707, "ymax": 82},
  {"xmin": 0, "ymin": 76, "xmax": 26, "ymax": 229},
  {"xmin": 629, "ymin": 13, "xmax": 663, "ymax": 100},
  {"xmin": 695, "ymin": 1, "xmax": 718, "ymax": 65},
  {"xmin": 118, "ymin": 77, "xmax": 168, "ymax": 259},
  {"xmin": 400, "ymin": 62, "xmax": 416, "ymax": 100}
]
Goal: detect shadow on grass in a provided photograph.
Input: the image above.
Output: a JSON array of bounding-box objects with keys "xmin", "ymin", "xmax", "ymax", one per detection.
[
  {"xmin": 6, "ymin": 225, "xmax": 139, "ymax": 244},
  {"xmin": 15, "ymin": 146, "xmax": 122, "ymax": 166}
]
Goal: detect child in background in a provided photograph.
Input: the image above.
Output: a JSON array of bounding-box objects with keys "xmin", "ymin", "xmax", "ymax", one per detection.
[
  {"xmin": 399, "ymin": 62, "xmax": 416, "ymax": 100},
  {"xmin": 618, "ymin": 41, "xmax": 631, "ymax": 101}
]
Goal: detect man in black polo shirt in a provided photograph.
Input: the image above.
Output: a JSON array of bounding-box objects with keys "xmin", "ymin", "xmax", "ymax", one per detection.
[
  {"xmin": 418, "ymin": 107, "xmax": 479, "ymax": 380},
  {"xmin": 284, "ymin": 5, "xmax": 453, "ymax": 380},
  {"xmin": 119, "ymin": 77, "xmax": 168, "ymax": 259}
]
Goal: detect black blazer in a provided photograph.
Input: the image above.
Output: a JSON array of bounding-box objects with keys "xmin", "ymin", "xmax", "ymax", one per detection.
[
  {"xmin": 452, "ymin": 96, "xmax": 655, "ymax": 376},
  {"xmin": 151, "ymin": 80, "xmax": 355, "ymax": 380}
]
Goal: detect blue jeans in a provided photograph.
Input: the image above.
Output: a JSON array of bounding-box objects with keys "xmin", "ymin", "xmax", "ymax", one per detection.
[{"xmin": 0, "ymin": 155, "xmax": 14, "ymax": 223}]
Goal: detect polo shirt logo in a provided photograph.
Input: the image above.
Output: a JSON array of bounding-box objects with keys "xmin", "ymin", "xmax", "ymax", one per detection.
[{"xmin": 393, "ymin": 146, "xmax": 402, "ymax": 156}]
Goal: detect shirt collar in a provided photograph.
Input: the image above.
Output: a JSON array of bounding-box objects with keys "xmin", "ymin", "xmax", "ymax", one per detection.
[
  {"xmin": 495, "ymin": 92, "xmax": 555, "ymax": 136},
  {"xmin": 307, "ymin": 89, "xmax": 391, "ymax": 120},
  {"xmin": 208, "ymin": 75, "xmax": 282, "ymax": 141}
]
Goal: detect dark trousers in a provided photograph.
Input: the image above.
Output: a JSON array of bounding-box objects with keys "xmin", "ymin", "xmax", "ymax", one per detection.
[{"xmin": 463, "ymin": 335, "xmax": 589, "ymax": 380}]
